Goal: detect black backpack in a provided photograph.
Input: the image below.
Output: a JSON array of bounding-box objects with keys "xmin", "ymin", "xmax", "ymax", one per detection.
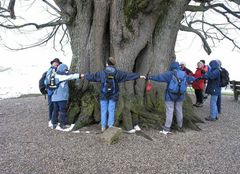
[
  {"xmin": 102, "ymin": 71, "xmax": 117, "ymax": 98},
  {"xmin": 39, "ymin": 71, "xmax": 48, "ymax": 95},
  {"xmin": 219, "ymin": 67, "xmax": 229, "ymax": 87}
]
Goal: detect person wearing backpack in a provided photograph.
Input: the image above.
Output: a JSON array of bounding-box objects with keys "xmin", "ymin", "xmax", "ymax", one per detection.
[
  {"xmin": 83, "ymin": 57, "xmax": 145, "ymax": 132},
  {"xmin": 147, "ymin": 61, "xmax": 195, "ymax": 135},
  {"xmin": 50, "ymin": 63, "xmax": 81, "ymax": 130},
  {"xmin": 192, "ymin": 61, "xmax": 205, "ymax": 107},
  {"xmin": 44, "ymin": 58, "xmax": 62, "ymax": 128},
  {"xmin": 216, "ymin": 59, "xmax": 229, "ymax": 115},
  {"xmin": 202, "ymin": 60, "xmax": 221, "ymax": 121}
]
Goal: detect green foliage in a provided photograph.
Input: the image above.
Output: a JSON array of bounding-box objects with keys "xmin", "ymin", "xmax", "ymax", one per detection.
[
  {"xmin": 68, "ymin": 84, "xmax": 202, "ymax": 131},
  {"xmin": 124, "ymin": 0, "xmax": 150, "ymax": 32},
  {"xmin": 67, "ymin": 103, "xmax": 81, "ymax": 124}
]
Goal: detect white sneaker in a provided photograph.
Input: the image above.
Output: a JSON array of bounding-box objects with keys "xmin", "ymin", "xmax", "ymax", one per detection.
[
  {"xmin": 48, "ymin": 121, "xmax": 53, "ymax": 128},
  {"xmin": 134, "ymin": 125, "xmax": 141, "ymax": 131},
  {"xmin": 101, "ymin": 127, "xmax": 106, "ymax": 132},
  {"xmin": 128, "ymin": 129, "xmax": 136, "ymax": 134},
  {"xmin": 55, "ymin": 125, "xmax": 65, "ymax": 131},
  {"xmin": 159, "ymin": 130, "xmax": 170, "ymax": 135}
]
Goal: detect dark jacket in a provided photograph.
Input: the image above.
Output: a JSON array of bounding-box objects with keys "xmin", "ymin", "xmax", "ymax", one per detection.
[
  {"xmin": 85, "ymin": 66, "xmax": 140, "ymax": 101},
  {"xmin": 182, "ymin": 67, "xmax": 193, "ymax": 76},
  {"xmin": 204, "ymin": 60, "xmax": 221, "ymax": 95},
  {"xmin": 149, "ymin": 62, "xmax": 195, "ymax": 102}
]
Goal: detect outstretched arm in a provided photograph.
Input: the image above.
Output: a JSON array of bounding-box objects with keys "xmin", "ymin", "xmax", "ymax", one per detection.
[
  {"xmin": 84, "ymin": 72, "xmax": 101, "ymax": 82},
  {"xmin": 116, "ymin": 71, "xmax": 140, "ymax": 83},
  {"xmin": 148, "ymin": 72, "xmax": 171, "ymax": 83},
  {"xmin": 56, "ymin": 74, "xmax": 80, "ymax": 82}
]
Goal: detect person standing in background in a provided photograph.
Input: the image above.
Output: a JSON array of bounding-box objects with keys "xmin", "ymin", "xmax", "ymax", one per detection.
[
  {"xmin": 200, "ymin": 59, "xmax": 209, "ymax": 100},
  {"xmin": 180, "ymin": 62, "xmax": 193, "ymax": 76},
  {"xmin": 216, "ymin": 59, "xmax": 222, "ymax": 114},
  {"xmin": 203, "ymin": 60, "xmax": 221, "ymax": 121},
  {"xmin": 192, "ymin": 61, "xmax": 205, "ymax": 107}
]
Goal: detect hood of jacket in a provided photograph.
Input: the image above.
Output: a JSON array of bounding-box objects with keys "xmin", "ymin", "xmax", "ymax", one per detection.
[
  {"xmin": 104, "ymin": 66, "xmax": 116, "ymax": 75},
  {"xmin": 169, "ymin": 62, "xmax": 180, "ymax": 71},
  {"xmin": 209, "ymin": 60, "xmax": 220, "ymax": 70},
  {"xmin": 56, "ymin": 64, "xmax": 68, "ymax": 75}
]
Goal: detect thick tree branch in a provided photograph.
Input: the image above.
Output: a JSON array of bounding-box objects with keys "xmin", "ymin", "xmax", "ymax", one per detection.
[
  {"xmin": 187, "ymin": 2, "xmax": 240, "ymax": 17},
  {"xmin": 8, "ymin": 0, "xmax": 16, "ymax": 19},
  {"xmin": 53, "ymin": 0, "xmax": 76, "ymax": 23},
  {"xmin": 229, "ymin": 0, "xmax": 240, "ymax": 5},
  {"xmin": 180, "ymin": 24, "xmax": 212, "ymax": 55}
]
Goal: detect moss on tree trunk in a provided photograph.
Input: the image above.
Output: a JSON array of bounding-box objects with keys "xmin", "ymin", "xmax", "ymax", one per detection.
[{"xmin": 68, "ymin": 83, "xmax": 202, "ymax": 131}]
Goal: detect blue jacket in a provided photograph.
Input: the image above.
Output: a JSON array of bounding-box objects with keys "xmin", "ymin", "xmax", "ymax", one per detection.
[
  {"xmin": 85, "ymin": 66, "xmax": 140, "ymax": 101},
  {"xmin": 51, "ymin": 64, "xmax": 80, "ymax": 102},
  {"xmin": 204, "ymin": 60, "xmax": 221, "ymax": 95},
  {"xmin": 149, "ymin": 62, "xmax": 195, "ymax": 102},
  {"xmin": 44, "ymin": 66, "xmax": 57, "ymax": 96}
]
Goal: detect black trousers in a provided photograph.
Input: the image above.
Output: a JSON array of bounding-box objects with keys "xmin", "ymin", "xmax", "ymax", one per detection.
[{"xmin": 194, "ymin": 89, "xmax": 203, "ymax": 104}]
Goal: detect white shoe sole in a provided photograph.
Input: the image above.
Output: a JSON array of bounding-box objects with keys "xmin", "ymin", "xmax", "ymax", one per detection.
[{"xmin": 159, "ymin": 130, "xmax": 171, "ymax": 135}]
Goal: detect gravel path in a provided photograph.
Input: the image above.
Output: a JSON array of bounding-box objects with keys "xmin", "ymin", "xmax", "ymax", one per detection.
[{"xmin": 0, "ymin": 95, "xmax": 240, "ymax": 174}]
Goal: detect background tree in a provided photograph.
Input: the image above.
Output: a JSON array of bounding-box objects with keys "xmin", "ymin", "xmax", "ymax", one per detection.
[{"xmin": 1, "ymin": 0, "xmax": 239, "ymax": 130}]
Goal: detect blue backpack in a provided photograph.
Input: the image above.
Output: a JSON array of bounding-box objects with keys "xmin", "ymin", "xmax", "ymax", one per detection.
[
  {"xmin": 101, "ymin": 71, "xmax": 117, "ymax": 98},
  {"xmin": 168, "ymin": 70, "xmax": 187, "ymax": 101}
]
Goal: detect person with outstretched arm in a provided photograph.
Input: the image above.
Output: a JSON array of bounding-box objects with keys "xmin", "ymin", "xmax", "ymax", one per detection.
[
  {"xmin": 82, "ymin": 57, "xmax": 145, "ymax": 132},
  {"xmin": 49, "ymin": 64, "xmax": 81, "ymax": 130},
  {"xmin": 147, "ymin": 61, "xmax": 195, "ymax": 135}
]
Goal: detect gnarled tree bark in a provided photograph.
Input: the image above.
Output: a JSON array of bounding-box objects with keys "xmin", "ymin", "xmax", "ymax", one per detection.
[{"xmin": 56, "ymin": 0, "xmax": 202, "ymax": 131}]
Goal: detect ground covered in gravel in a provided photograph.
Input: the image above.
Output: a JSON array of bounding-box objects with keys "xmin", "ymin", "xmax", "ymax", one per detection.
[{"xmin": 0, "ymin": 94, "xmax": 240, "ymax": 174}]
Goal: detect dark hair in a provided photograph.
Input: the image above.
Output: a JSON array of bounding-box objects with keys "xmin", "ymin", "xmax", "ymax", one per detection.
[
  {"xmin": 107, "ymin": 57, "xmax": 116, "ymax": 66},
  {"xmin": 50, "ymin": 58, "xmax": 62, "ymax": 65},
  {"xmin": 200, "ymin": 60, "xmax": 205, "ymax": 64}
]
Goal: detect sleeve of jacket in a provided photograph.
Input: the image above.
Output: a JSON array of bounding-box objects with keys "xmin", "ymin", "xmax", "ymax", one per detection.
[
  {"xmin": 57, "ymin": 73, "xmax": 80, "ymax": 82},
  {"xmin": 148, "ymin": 72, "xmax": 171, "ymax": 83},
  {"xmin": 203, "ymin": 69, "xmax": 219, "ymax": 80},
  {"xmin": 44, "ymin": 68, "xmax": 53, "ymax": 86},
  {"xmin": 85, "ymin": 72, "xmax": 102, "ymax": 82},
  {"xmin": 116, "ymin": 71, "xmax": 140, "ymax": 83},
  {"xmin": 187, "ymin": 75, "xmax": 196, "ymax": 83}
]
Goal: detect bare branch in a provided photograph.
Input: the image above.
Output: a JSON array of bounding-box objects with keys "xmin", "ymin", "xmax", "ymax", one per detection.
[
  {"xmin": 189, "ymin": 20, "xmax": 240, "ymax": 50},
  {"xmin": 42, "ymin": 0, "xmax": 61, "ymax": 14},
  {"xmin": 0, "ymin": 19, "xmax": 66, "ymax": 30},
  {"xmin": 4, "ymin": 25, "xmax": 61, "ymax": 51},
  {"xmin": 180, "ymin": 24, "xmax": 212, "ymax": 55}
]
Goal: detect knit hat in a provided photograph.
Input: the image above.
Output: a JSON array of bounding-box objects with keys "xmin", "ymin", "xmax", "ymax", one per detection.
[
  {"xmin": 107, "ymin": 57, "xmax": 116, "ymax": 66},
  {"xmin": 50, "ymin": 58, "xmax": 62, "ymax": 65},
  {"xmin": 180, "ymin": 61, "xmax": 186, "ymax": 66}
]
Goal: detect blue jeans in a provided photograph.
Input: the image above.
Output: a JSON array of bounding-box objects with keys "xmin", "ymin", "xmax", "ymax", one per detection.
[
  {"xmin": 210, "ymin": 95, "xmax": 218, "ymax": 119},
  {"xmin": 100, "ymin": 100, "xmax": 116, "ymax": 128},
  {"xmin": 52, "ymin": 101, "xmax": 67, "ymax": 126},
  {"xmin": 48, "ymin": 95, "xmax": 54, "ymax": 121},
  {"xmin": 217, "ymin": 94, "xmax": 221, "ymax": 114}
]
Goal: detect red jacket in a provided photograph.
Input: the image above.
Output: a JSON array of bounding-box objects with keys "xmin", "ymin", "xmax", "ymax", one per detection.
[{"xmin": 192, "ymin": 68, "xmax": 204, "ymax": 90}]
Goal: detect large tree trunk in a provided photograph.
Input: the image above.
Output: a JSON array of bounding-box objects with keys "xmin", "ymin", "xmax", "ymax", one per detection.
[{"xmin": 55, "ymin": 0, "xmax": 202, "ymax": 131}]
